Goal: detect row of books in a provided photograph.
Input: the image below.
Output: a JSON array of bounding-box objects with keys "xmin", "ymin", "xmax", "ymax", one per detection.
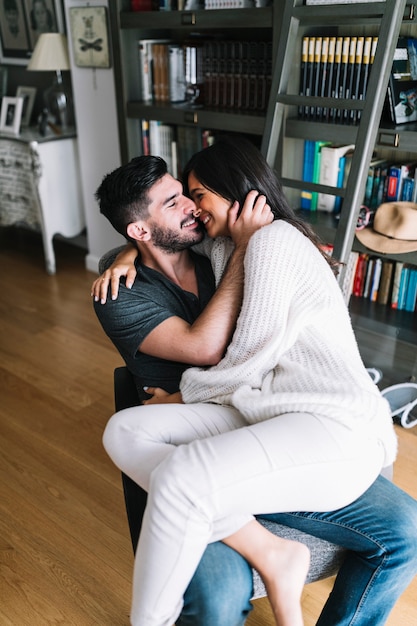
[
  {"xmin": 138, "ymin": 38, "xmax": 272, "ymax": 112},
  {"xmin": 299, "ymin": 35, "xmax": 377, "ymax": 124},
  {"xmin": 346, "ymin": 253, "xmax": 417, "ymax": 313},
  {"xmin": 301, "ymin": 140, "xmax": 354, "ymax": 211},
  {"xmin": 365, "ymin": 158, "xmax": 417, "ymax": 210},
  {"xmin": 301, "ymin": 139, "xmax": 417, "ymax": 212},
  {"xmin": 141, "ymin": 120, "xmax": 218, "ymax": 177},
  {"xmin": 131, "ymin": 0, "xmax": 269, "ymax": 11},
  {"xmin": 305, "ymin": 0, "xmax": 382, "ymax": 4}
]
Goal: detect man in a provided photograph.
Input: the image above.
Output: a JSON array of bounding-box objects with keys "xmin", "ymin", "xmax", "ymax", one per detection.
[{"xmin": 93, "ymin": 155, "xmax": 417, "ymax": 626}]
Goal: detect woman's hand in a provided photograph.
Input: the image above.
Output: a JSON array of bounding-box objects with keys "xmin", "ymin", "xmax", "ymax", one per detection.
[
  {"xmin": 91, "ymin": 244, "xmax": 138, "ymax": 304},
  {"xmin": 142, "ymin": 387, "xmax": 183, "ymax": 405},
  {"xmin": 228, "ymin": 190, "xmax": 273, "ymax": 248}
]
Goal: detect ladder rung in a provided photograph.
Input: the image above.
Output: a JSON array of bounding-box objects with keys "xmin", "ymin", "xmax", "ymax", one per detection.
[{"xmin": 275, "ymin": 94, "xmax": 366, "ymax": 111}]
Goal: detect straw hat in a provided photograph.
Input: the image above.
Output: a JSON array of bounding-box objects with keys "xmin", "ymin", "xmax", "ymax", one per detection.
[{"xmin": 355, "ymin": 201, "xmax": 417, "ymax": 254}]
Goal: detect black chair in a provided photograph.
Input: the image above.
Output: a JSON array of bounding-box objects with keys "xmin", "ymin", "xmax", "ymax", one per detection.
[
  {"xmin": 114, "ymin": 366, "xmax": 147, "ymax": 553},
  {"xmin": 113, "ymin": 366, "xmax": 346, "ymax": 599}
]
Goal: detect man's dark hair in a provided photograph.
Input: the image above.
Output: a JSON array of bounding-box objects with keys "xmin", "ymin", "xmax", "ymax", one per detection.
[{"xmin": 95, "ymin": 155, "xmax": 168, "ymax": 239}]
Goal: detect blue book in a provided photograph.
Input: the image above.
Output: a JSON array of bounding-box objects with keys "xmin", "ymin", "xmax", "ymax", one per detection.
[
  {"xmin": 301, "ymin": 140, "xmax": 315, "ymax": 210},
  {"xmin": 401, "ymin": 177, "xmax": 415, "ymax": 201},
  {"xmin": 397, "ymin": 266, "xmax": 411, "ymax": 311},
  {"xmin": 405, "ymin": 268, "xmax": 417, "ymax": 312},
  {"xmin": 334, "ymin": 155, "xmax": 346, "ymax": 213}
]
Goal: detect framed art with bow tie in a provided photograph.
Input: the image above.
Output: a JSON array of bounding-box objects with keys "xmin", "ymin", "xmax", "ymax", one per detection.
[{"xmin": 69, "ymin": 6, "xmax": 111, "ymax": 68}]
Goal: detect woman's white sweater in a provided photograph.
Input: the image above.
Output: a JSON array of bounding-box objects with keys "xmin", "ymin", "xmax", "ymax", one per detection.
[{"xmin": 181, "ymin": 221, "xmax": 397, "ymax": 467}]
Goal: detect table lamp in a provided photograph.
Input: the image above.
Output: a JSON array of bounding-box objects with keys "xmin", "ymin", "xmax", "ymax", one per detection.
[{"xmin": 27, "ymin": 33, "xmax": 74, "ymax": 130}]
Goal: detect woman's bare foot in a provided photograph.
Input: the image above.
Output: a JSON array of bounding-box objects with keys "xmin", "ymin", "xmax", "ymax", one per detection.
[
  {"xmin": 224, "ymin": 521, "xmax": 310, "ymax": 626},
  {"xmin": 260, "ymin": 537, "xmax": 310, "ymax": 626}
]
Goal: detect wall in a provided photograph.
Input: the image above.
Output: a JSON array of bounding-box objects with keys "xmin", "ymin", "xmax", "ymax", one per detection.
[{"xmin": 64, "ymin": 0, "xmax": 125, "ymax": 273}]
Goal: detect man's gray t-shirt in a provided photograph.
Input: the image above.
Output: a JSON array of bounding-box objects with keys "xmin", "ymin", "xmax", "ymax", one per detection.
[{"xmin": 94, "ymin": 250, "xmax": 215, "ymax": 398}]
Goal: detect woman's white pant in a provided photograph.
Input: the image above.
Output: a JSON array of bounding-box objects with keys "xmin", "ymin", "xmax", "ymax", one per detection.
[{"xmin": 103, "ymin": 403, "xmax": 385, "ymax": 626}]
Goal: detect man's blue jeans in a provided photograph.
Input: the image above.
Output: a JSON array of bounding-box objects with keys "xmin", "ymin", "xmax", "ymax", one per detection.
[{"xmin": 178, "ymin": 475, "xmax": 417, "ymax": 626}]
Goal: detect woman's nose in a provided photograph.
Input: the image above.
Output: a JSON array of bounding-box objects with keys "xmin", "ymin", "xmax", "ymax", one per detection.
[{"xmin": 193, "ymin": 207, "xmax": 201, "ymax": 217}]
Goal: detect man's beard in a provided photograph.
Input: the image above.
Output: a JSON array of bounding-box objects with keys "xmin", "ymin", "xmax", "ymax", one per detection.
[{"xmin": 151, "ymin": 220, "xmax": 204, "ymax": 253}]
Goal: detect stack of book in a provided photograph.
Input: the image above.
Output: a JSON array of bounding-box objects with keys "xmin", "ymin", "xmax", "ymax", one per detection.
[
  {"xmin": 347, "ymin": 253, "xmax": 417, "ymax": 313},
  {"xmin": 301, "ymin": 139, "xmax": 417, "ymax": 212},
  {"xmin": 141, "ymin": 120, "xmax": 217, "ymax": 177},
  {"xmin": 298, "ymin": 34, "xmax": 377, "ymax": 124},
  {"xmin": 137, "ymin": 38, "xmax": 272, "ymax": 111},
  {"xmin": 301, "ymin": 140, "xmax": 354, "ymax": 211}
]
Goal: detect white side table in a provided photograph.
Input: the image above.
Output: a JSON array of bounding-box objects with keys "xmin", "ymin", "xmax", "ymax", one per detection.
[{"xmin": 0, "ymin": 127, "xmax": 85, "ymax": 274}]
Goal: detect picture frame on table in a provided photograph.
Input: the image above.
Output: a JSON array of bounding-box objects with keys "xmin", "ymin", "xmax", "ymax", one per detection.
[
  {"xmin": 0, "ymin": 96, "xmax": 24, "ymax": 134},
  {"xmin": 0, "ymin": 0, "xmax": 64, "ymax": 66},
  {"xmin": 69, "ymin": 6, "xmax": 111, "ymax": 69},
  {"xmin": 16, "ymin": 85, "xmax": 36, "ymax": 126}
]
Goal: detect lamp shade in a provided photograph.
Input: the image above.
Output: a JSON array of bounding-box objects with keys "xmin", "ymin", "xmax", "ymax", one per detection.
[{"xmin": 27, "ymin": 33, "xmax": 70, "ymax": 72}]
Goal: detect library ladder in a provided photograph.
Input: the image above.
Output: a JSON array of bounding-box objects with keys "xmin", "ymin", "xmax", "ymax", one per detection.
[{"xmin": 261, "ymin": 0, "xmax": 412, "ymax": 284}]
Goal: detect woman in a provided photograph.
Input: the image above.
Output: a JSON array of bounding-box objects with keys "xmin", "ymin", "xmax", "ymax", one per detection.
[{"xmin": 96, "ymin": 136, "xmax": 397, "ymax": 626}]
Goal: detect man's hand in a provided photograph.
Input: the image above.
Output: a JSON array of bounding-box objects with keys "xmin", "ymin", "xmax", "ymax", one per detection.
[
  {"xmin": 142, "ymin": 387, "xmax": 183, "ymax": 405},
  {"xmin": 228, "ymin": 190, "xmax": 273, "ymax": 249},
  {"xmin": 91, "ymin": 244, "xmax": 138, "ymax": 304}
]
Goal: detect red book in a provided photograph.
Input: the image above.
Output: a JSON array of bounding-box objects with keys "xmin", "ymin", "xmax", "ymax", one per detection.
[{"xmin": 352, "ymin": 253, "xmax": 368, "ymax": 297}]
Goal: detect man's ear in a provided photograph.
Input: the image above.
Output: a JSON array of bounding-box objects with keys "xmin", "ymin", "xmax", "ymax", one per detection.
[{"xmin": 126, "ymin": 221, "xmax": 151, "ymax": 242}]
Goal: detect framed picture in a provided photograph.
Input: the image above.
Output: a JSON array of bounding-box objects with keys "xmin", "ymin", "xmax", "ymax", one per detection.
[
  {"xmin": 16, "ymin": 85, "xmax": 36, "ymax": 126},
  {"xmin": 69, "ymin": 6, "xmax": 111, "ymax": 69},
  {"xmin": 0, "ymin": 96, "xmax": 24, "ymax": 134},
  {"xmin": 0, "ymin": 0, "xmax": 64, "ymax": 65}
]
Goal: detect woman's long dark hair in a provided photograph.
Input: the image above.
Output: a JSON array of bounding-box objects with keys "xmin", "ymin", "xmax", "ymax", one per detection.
[{"xmin": 182, "ymin": 135, "xmax": 340, "ymax": 273}]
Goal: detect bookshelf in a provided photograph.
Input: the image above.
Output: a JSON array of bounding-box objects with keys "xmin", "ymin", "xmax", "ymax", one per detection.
[
  {"xmin": 109, "ymin": 0, "xmax": 416, "ymax": 382},
  {"xmin": 260, "ymin": 0, "xmax": 417, "ymax": 383},
  {"xmin": 109, "ymin": 0, "xmax": 280, "ymax": 167}
]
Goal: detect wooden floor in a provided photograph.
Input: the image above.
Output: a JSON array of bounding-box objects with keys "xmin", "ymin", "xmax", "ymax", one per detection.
[{"xmin": 1, "ymin": 228, "xmax": 416, "ymax": 626}]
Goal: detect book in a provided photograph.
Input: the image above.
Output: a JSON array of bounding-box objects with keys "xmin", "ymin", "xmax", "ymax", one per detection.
[
  {"xmin": 385, "ymin": 161, "xmax": 417, "ymax": 202},
  {"xmin": 149, "ymin": 120, "xmax": 175, "ymax": 174},
  {"xmin": 138, "ymin": 39, "xmax": 171, "ymax": 102},
  {"xmin": 364, "ymin": 157, "xmax": 387, "ymax": 208},
  {"xmin": 362, "ymin": 257, "xmax": 375, "ymax": 300},
  {"xmin": 413, "ymin": 167, "xmax": 417, "ymax": 203},
  {"xmin": 316, "ymin": 36, "xmax": 329, "ymax": 121},
  {"xmin": 301, "ymin": 139, "xmax": 315, "ymax": 210},
  {"xmin": 397, "ymin": 265, "xmax": 411, "ymax": 311},
  {"xmin": 401, "ymin": 175, "xmax": 416, "ymax": 201},
  {"xmin": 299, "ymin": 36, "xmax": 309, "ymax": 118},
  {"xmin": 350, "ymin": 36, "xmax": 364, "ymax": 123},
  {"xmin": 330, "ymin": 37, "xmax": 343, "ymax": 121},
  {"xmin": 168, "ymin": 44, "xmax": 186, "ymax": 103},
  {"xmin": 306, "ymin": 0, "xmax": 382, "ymax": 4},
  {"xmin": 305, "ymin": 37, "xmax": 316, "ymax": 119},
  {"xmin": 391, "ymin": 262, "xmax": 404, "ymax": 309},
  {"xmin": 377, "ymin": 260, "xmax": 394, "ymax": 306},
  {"xmin": 369, "ymin": 257, "xmax": 382, "ymax": 302},
  {"xmin": 356, "ymin": 36, "xmax": 372, "ymax": 122},
  {"xmin": 311, "ymin": 141, "xmax": 331, "ymax": 210},
  {"xmin": 323, "ymin": 36, "xmax": 336, "ymax": 121},
  {"xmin": 343, "ymin": 36, "xmax": 357, "ymax": 122},
  {"xmin": 341, "ymin": 251, "xmax": 359, "ymax": 304},
  {"xmin": 352, "ymin": 253, "xmax": 368, "ymax": 297},
  {"xmin": 404, "ymin": 268, "xmax": 417, "ymax": 312},
  {"xmin": 317, "ymin": 143, "xmax": 355, "ymax": 212},
  {"xmin": 141, "ymin": 119, "xmax": 150, "ymax": 155},
  {"xmin": 336, "ymin": 37, "xmax": 350, "ymax": 122}
]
